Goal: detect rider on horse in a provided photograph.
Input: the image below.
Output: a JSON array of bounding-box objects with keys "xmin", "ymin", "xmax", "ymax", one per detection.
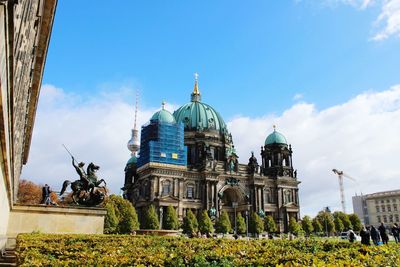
[{"xmin": 72, "ymin": 156, "xmax": 91, "ymax": 192}]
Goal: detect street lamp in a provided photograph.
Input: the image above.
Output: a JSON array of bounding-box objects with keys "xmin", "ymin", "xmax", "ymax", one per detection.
[
  {"xmin": 159, "ymin": 206, "xmax": 163, "ymax": 230},
  {"xmin": 232, "ymin": 202, "xmax": 238, "ymax": 236},
  {"xmin": 245, "ymin": 210, "xmax": 249, "ymax": 239}
]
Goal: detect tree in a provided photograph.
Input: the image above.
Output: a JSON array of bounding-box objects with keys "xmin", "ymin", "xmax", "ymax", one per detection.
[
  {"xmin": 215, "ymin": 210, "xmax": 232, "ymax": 235},
  {"xmin": 348, "ymin": 213, "xmax": 362, "ymax": 232},
  {"xmin": 108, "ymin": 195, "xmax": 140, "ymax": 233},
  {"xmin": 249, "ymin": 212, "xmax": 264, "ymax": 236},
  {"xmin": 289, "ymin": 217, "xmax": 302, "ymax": 235},
  {"xmin": 334, "ymin": 216, "xmax": 344, "ymax": 234},
  {"xmin": 264, "ymin": 215, "xmax": 277, "ymax": 233},
  {"xmin": 104, "ymin": 202, "xmax": 118, "ymax": 234},
  {"xmin": 312, "ymin": 218, "xmax": 323, "ymax": 234},
  {"xmin": 301, "ymin": 216, "xmax": 314, "ymax": 236},
  {"xmin": 236, "ymin": 213, "xmax": 246, "ymax": 234},
  {"xmin": 198, "ymin": 210, "xmax": 214, "ymax": 235},
  {"xmin": 333, "ymin": 211, "xmax": 352, "ymax": 230},
  {"xmin": 316, "ymin": 210, "xmax": 335, "ymax": 236},
  {"xmin": 143, "ymin": 204, "xmax": 160, "ymax": 230},
  {"xmin": 182, "ymin": 209, "xmax": 198, "ymax": 236},
  {"xmin": 163, "ymin": 205, "xmax": 179, "ymax": 230},
  {"xmin": 17, "ymin": 179, "xmax": 44, "ymax": 205}
]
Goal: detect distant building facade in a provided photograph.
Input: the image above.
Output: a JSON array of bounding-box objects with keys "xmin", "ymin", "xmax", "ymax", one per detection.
[
  {"xmin": 123, "ymin": 78, "xmax": 301, "ymax": 233},
  {"xmin": 0, "ymin": 0, "xmax": 57, "ymax": 250},
  {"xmin": 352, "ymin": 190, "xmax": 400, "ymax": 226}
]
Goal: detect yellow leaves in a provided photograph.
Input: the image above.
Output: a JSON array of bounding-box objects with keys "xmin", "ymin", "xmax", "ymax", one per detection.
[{"xmin": 15, "ymin": 234, "xmax": 400, "ymax": 266}]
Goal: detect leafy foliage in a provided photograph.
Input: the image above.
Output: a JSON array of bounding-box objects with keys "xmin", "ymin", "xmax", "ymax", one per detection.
[
  {"xmin": 249, "ymin": 212, "xmax": 264, "ymax": 235},
  {"xmin": 333, "ymin": 211, "xmax": 352, "ymax": 231},
  {"xmin": 334, "ymin": 216, "xmax": 345, "ymax": 233},
  {"xmin": 143, "ymin": 205, "xmax": 160, "ymax": 230},
  {"xmin": 216, "ymin": 210, "xmax": 232, "ymax": 234},
  {"xmin": 182, "ymin": 210, "xmax": 198, "ymax": 236},
  {"xmin": 312, "ymin": 218, "xmax": 323, "ymax": 234},
  {"xmin": 236, "ymin": 213, "xmax": 246, "ymax": 234},
  {"xmin": 316, "ymin": 210, "xmax": 335, "ymax": 235},
  {"xmin": 17, "ymin": 234, "xmax": 400, "ymax": 266},
  {"xmin": 264, "ymin": 215, "xmax": 277, "ymax": 233},
  {"xmin": 349, "ymin": 213, "xmax": 362, "ymax": 232},
  {"xmin": 106, "ymin": 195, "xmax": 140, "ymax": 234},
  {"xmin": 198, "ymin": 210, "xmax": 214, "ymax": 235},
  {"xmin": 289, "ymin": 217, "xmax": 302, "ymax": 235},
  {"xmin": 301, "ymin": 216, "xmax": 313, "ymax": 236},
  {"xmin": 163, "ymin": 205, "xmax": 179, "ymax": 230},
  {"xmin": 104, "ymin": 202, "xmax": 118, "ymax": 234}
]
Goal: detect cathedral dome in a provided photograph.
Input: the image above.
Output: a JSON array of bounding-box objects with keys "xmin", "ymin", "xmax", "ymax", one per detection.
[
  {"xmin": 265, "ymin": 127, "xmax": 287, "ymax": 145},
  {"xmin": 173, "ymin": 77, "xmax": 228, "ymax": 134},
  {"xmin": 150, "ymin": 102, "xmax": 176, "ymax": 124}
]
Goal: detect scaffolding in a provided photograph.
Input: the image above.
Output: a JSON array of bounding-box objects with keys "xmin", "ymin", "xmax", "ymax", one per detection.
[{"xmin": 138, "ymin": 121, "xmax": 187, "ymax": 168}]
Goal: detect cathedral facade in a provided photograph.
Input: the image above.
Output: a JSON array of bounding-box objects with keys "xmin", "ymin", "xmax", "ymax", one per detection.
[{"xmin": 123, "ymin": 78, "xmax": 300, "ymax": 233}]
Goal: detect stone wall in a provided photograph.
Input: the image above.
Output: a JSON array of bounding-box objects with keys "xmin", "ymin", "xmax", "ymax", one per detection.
[{"xmin": 7, "ymin": 205, "xmax": 106, "ymax": 237}]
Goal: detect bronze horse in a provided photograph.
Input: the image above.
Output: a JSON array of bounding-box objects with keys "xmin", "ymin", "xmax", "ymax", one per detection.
[{"xmin": 60, "ymin": 162, "xmax": 107, "ymax": 206}]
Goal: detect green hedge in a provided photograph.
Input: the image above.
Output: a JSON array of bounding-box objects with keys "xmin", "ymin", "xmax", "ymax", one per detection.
[{"xmin": 17, "ymin": 234, "xmax": 400, "ymax": 266}]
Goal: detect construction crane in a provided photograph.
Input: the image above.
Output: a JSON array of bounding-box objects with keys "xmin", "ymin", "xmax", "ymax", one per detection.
[{"xmin": 332, "ymin": 169, "xmax": 356, "ymax": 213}]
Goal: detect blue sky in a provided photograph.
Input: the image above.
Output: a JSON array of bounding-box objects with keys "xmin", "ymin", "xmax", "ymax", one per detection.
[
  {"xmin": 44, "ymin": 1, "xmax": 400, "ymax": 119},
  {"xmin": 24, "ymin": 1, "xmax": 400, "ymax": 216}
]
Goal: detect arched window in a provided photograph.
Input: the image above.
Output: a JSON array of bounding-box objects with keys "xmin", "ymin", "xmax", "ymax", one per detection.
[{"xmin": 162, "ymin": 180, "xmax": 171, "ymax": 196}]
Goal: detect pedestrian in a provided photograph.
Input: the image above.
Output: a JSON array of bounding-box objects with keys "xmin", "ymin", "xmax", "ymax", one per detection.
[
  {"xmin": 391, "ymin": 223, "xmax": 399, "ymax": 243},
  {"xmin": 370, "ymin": 225, "xmax": 380, "ymax": 245},
  {"xmin": 348, "ymin": 229, "xmax": 356, "ymax": 243},
  {"xmin": 360, "ymin": 225, "xmax": 371, "ymax": 246},
  {"xmin": 378, "ymin": 222, "xmax": 389, "ymax": 245},
  {"xmin": 42, "ymin": 184, "xmax": 56, "ymax": 206}
]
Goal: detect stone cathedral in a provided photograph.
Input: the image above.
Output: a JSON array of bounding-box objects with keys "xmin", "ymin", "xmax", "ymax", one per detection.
[{"xmin": 122, "ymin": 77, "xmax": 300, "ymax": 233}]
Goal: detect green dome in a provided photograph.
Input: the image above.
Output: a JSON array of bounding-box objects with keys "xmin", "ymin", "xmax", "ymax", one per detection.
[
  {"xmin": 127, "ymin": 155, "xmax": 137, "ymax": 164},
  {"xmin": 265, "ymin": 130, "xmax": 287, "ymax": 145},
  {"xmin": 173, "ymin": 101, "xmax": 227, "ymax": 133},
  {"xmin": 150, "ymin": 108, "xmax": 176, "ymax": 124}
]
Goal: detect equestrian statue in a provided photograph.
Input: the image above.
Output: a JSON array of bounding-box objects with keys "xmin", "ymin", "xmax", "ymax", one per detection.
[{"xmin": 60, "ymin": 145, "xmax": 107, "ymax": 206}]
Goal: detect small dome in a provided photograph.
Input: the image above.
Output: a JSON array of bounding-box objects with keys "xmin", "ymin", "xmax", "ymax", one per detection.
[
  {"xmin": 127, "ymin": 155, "xmax": 137, "ymax": 165},
  {"xmin": 150, "ymin": 103, "xmax": 176, "ymax": 124},
  {"xmin": 265, "ymin": 129, "xmax": 287, "ymax": 145}
]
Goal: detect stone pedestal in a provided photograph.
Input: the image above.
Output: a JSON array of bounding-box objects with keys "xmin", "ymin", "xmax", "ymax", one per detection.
[{"xmin": 7, "ymin": 205, "xmax": 106, "ymax": 237}]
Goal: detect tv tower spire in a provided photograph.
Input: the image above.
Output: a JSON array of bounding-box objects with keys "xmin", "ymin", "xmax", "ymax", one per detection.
[{"xmin": 127, "ymin": 90, "xmax": 140, "ymax": 156}]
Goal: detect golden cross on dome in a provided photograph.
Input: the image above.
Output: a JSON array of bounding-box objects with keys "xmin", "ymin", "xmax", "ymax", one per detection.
[{"xmin": 193, "ymin": 72, "xmax": 200, "ymax": 95}]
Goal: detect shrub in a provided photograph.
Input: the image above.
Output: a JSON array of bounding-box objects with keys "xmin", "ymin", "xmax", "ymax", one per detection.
[
  {"xmin": 182, "ymin": 210, "xmax": 198, "ymax": 236},
  {"xmin": 107, "ymin": 195, "xmax": 140, "ymax": 234},
  {"xmin": 104, "ymin": 202, "xmax": 118, "ymax": 234},
  {"xmin": 301, "ymin": 216, "xmax": 313, "ymax": 236},
  {"xmin": 163, "ymin": 205, "xmax": 179, "ymax": 230},
  {"xmin": 216, "ymin": 210, "xmax": 232, "ymax": 235},
  {"xmin": 143, "ymin": 205, "xmax": 160, "ymax": 230},
  {"xmin": 236, "ymin": 213, "xmax": 246, "ymax": 234},
  {"xmin": 264, "ymin": 215, "xmax": 277, "ymax": 233},
  {"xmin": 249, "ymin": 212, "xmax": 264, "ymax": 235},
  {"xmin": 198, "ymin": 210, "xmax": 214, "ymax": 235},
  {"xmin": 289, "ymin": 217, "xmax": 302, "ymax": 235},
  {"xmin": 17, "ymin": 180, "xmax": 44, "ymax": 205}
]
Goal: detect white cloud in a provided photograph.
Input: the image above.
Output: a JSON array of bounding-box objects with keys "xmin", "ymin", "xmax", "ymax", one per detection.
[
  {"xmin": 372, "ymin": 0, "xmax": 400, "ymax": 41},
  {"xmin": 228, "ymin": 85, "xmax": 400, "ymax": 216},
  {"xmin": 293, "ymin": 93, "xmax": 304, "ymax": 101},
  {"xmin": 298, "ymin": 0, "xmax": 400, "ymax": 41},
  {"xmin": 23, "ymin": 84, "xmax": 400, "ymax": 217}
]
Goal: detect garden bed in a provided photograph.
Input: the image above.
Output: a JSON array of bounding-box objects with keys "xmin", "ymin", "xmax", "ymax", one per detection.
[{"xmin": 16, "ymin": 234, "xmax": 400, "ymax": 266}]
